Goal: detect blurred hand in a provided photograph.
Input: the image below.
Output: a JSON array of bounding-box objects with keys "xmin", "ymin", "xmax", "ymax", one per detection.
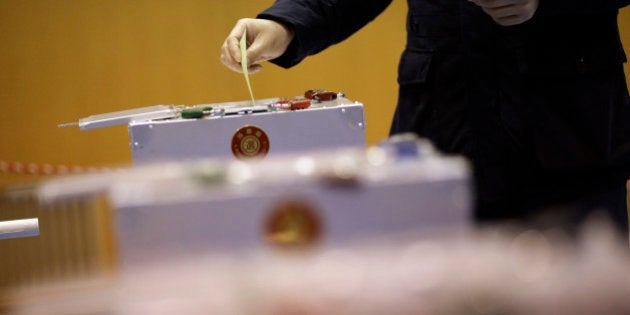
[
  {"xmin": 220, "ymin": 18, "xmax": 295, "ymax": 74},
  {"xmin": 469, "ymin": 0, "xmax": 539, "ymax": 26}
]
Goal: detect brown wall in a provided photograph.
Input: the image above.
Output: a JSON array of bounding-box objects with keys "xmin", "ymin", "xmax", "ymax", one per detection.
[{"xmin": 0, "ymin": 1, "xmax": 629, "ymax": 185}]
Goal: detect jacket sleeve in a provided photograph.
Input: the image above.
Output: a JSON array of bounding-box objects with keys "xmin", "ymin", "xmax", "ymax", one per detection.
[
  {"xmin": 256, "ymin": 0, "xmax": 392, "ymax": 68},
  {"xmin": 536, "ymin": 0, "xmax": 630, "ymax": 16}
]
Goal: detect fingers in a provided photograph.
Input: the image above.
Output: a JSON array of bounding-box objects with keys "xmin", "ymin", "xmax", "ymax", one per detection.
[
  {"xmin": 493, "ymin": 15, "xmax": 529, "ymax": 26},
  {"xmin": 470, "ymin": 0, "xmax": 527, "ymax": 8},
  {"xmin": 482, "ymin": 3, "xmax": 531, "ymax": 25},
  {"xmin": 220, "ymin": 18, "xmax": 294, "ymax": 73},
  {"xmin": 220, "ymin": 41, "xmax": 242, "ymax": 73},
  {"xmin": 220, "ymin": 18, "xmax": 265, "ymax": 73},
  {"xmin": 220, "ymin": 43, "xmax": 264, "ymax": 74},
  {"xmin": 489, "ymin": 10, "xmax": 532, "ymax": 26},
  {"xmin": 220, "ymin": 48, "xmax": 263, "ymax": 74},
  {"xmin": 220, "ymin": 19, "xmax": 248, "ymax": 72},
  {"xmin": 246, "ymin": 37, "xmax": 269, "ymax": 65},
  {"xmin": 248, "ymin": 64, "xmax": 263, "ymax": 74},
  {"xmin": 469, "ymin": 0, "xmax": 538, "ymax": 26}
]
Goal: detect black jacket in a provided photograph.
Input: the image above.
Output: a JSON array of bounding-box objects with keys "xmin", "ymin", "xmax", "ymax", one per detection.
[{"xmin": 258, "ymin": 0, "xmax": 630, "ymax": 223}]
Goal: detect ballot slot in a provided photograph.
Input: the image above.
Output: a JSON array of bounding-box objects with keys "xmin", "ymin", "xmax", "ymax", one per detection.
[{"xmin": 58, "ymin": 91, "xmax": 348, "ymax": 131}]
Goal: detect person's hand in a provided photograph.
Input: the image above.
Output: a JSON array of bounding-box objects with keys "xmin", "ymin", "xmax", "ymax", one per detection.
[
  {"xmin": 221, "ymin": 18, "xmax": 295, "ymax": 74},
  {"xmin": 469, "ymin": 0, "xmax": 539, "ymax": 26}
]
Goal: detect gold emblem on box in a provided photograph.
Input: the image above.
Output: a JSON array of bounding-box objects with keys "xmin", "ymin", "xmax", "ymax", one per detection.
[{"xmin": 265, "ymin": 198, "xmax": 322, "ymax": 250}]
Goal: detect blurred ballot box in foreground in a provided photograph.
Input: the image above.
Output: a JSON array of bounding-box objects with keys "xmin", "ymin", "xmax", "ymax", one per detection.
[
  {"xmin": 37, "ymin": 135, "xmax": 472, "ymax": 270},
  {"xmin": 63, "ymin": 91, "xmax": 366, "ymax": 163},
  {"xmin": 5, "ymin": 223, "xmax": 630, "ymax": 315}
]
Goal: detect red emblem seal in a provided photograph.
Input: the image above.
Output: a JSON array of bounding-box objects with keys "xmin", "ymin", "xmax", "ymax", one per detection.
[{"xmin": 231, "ymin": 125, "xmax": 270, "ymax": 159}]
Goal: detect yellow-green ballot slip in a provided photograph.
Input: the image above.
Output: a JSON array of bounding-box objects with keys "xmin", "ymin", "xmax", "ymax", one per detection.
[{"xmin": 240, "ymin": 29, "xmax": 256, "ymax": 106}]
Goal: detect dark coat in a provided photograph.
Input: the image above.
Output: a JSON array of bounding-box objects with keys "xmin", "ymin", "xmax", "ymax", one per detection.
[{"xmin": 258, "ymin": 0, "xmax": 630, "ymax": 229}]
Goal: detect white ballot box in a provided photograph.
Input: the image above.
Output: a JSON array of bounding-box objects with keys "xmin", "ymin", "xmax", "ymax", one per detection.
[
  {"xmin": 37, "ymin": 136, "xmax": 472, "ymax": 270},
  {"xmin": 65, "ymin": 91, "xmax": 366, "ymax": 164},
  {"xmin": 110, "ymin": 137, "xmax": 471, "ymax": 268}
]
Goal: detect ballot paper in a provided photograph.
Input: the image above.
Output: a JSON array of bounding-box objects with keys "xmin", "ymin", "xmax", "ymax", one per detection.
[{"xmin": 240, "ymin": 29, "xmax": 255, "ymax": 106}]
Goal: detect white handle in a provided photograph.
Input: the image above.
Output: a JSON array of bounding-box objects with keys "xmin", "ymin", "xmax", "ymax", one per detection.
[{"xmin": 0, "ymin": 218, "xmax": 40, "ymax": 240}]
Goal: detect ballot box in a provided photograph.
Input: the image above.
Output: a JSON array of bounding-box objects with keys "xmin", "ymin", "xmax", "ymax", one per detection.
[
  {"xmin": 99, "ymin": 136, "xmax": 471, "ymax": 268},
  {"xmin": 36, "ymin": 136, "xmax": 472, "ymax": 270},
  {"xmin": 66, "ymin": 91, "xmax": 366, "ymax": 164}
]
